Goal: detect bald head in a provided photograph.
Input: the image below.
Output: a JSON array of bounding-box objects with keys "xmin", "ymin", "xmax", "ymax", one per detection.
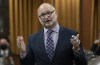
[
  {"xmin": 37, "ymin": 3, "xmax": 58, "ymax": 29},
  {"xmin": 37, "ymin": 3, "xmax": 55, "ymax": 15}
]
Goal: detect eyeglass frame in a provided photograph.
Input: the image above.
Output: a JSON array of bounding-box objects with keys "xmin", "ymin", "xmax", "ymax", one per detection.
[{"xmin": 39, "ymin": 10, "xmax": 55, "ymax": 19}]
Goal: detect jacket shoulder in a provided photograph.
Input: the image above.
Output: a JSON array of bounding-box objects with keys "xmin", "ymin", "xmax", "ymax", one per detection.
[
  {"xmin": 60, "ymin": 27, "xmax": 78, "ymax": 35},
  {"xmin": 28, "ymin": 29, "xmax": 43, "ymax": 41}
]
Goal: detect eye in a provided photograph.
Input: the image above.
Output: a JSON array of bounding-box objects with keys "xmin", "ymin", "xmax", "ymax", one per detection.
[
  {"xmin": 47, "ymin": 12, "xmax": 52, "ymax": 15},
  {"xmin": 39, "ymin": 14, "xmax": 45, "ymax": 18}
]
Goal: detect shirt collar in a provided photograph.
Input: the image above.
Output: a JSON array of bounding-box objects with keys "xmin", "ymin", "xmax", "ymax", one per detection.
[{"xmin": 44, "ymin": 23, "xmax": 60, "ymax": 34}]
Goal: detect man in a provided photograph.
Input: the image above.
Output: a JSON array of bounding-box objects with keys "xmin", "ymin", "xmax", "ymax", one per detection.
[
  {"xmin": 0, "ymin": 35, "xmax": 14, "ymax": 65},
  {"xmin": 17, "ymin": 3, "xmax": 87, "ymax": 65},
  {"xmin": 0, "ymin": 36, "xmax": 11, "ymax": 57}
]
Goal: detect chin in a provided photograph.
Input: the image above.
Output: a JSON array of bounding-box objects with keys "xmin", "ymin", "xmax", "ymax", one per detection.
[
  {"xmin": 45, "ymin": 23, "xmax": 55, "ymax": 28},
  {"xmin": 45, "ymin": 23, "xmax": 53, "ymax": 26},
  {"xmin": 45, "ymin": 25, "xmax": 51, "ymax": 28}
]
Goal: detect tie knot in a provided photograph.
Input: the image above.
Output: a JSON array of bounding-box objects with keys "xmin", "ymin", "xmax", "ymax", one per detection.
[{"xmin": 47, "ymin": 29, "xmax": 54, "ymax": 35}]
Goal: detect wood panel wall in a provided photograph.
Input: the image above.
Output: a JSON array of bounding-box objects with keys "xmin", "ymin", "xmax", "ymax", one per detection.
[
  {"xmin": 98, "ymin": 0, "xmax": 100, "ymax": 31},
  {"xmin": 81, "ymin": 0, "xmax": 95, "ymax": 49},
  {"xmin": 9, "ymin": 0, "xmax": 94, "ymax": 54},
  {"xmin": 9, "ymin": 0, "xmax": 42, "ymax": 54}
]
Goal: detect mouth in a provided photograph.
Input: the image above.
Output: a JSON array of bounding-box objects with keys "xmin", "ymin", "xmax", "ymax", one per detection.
[{"xmin": 45, "ymin": 20, "xmax": 51, "ymax": 23}]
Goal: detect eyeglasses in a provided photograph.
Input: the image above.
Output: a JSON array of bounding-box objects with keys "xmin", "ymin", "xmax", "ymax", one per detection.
[{"xmin": 39, "ymin": 10, "xmax": 55, "ymax": 19}]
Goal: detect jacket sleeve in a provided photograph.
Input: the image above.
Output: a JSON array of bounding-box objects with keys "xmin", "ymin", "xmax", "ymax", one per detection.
[
  {"xmin": 91, "ymin": 43, "xmax": 98, "ymax": 52},
  {"xmin": 73, "ymin": 44, "xmax": 87, "ymax": 65},
  {"xmin": 20, "ymin": 38, "xmax": 36, "ymax": 65},
  {"xmin": 91, "ymin": 43, "xmax": 100, "ymax": 55}
]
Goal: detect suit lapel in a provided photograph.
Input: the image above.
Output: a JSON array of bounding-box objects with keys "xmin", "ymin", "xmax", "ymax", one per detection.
[
  {"xmin": 39, "ymin": 27, "xmax": 65, "ymax": 62},
  {"xmin": 39, "ymin": 29, "xmax": 50, "ymax": 61},
  {"xmin": 52, "ymin": 27, "xmax": 64, "ymax": 61}
]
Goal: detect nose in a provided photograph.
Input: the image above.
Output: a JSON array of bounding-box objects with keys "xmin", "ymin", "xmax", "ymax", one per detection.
[{"xmin": 44, "ymin": 14, "xmax": 50, "ymax": 19}]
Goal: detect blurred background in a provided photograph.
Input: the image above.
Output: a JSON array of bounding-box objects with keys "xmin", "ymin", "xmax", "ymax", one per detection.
[{"xmin": 0, "ymin": 0, "xmax": 99, "ymax": 65}]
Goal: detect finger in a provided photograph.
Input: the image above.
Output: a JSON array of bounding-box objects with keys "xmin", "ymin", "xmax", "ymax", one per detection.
[
  {"xmin": 20, "ymin": 36, "xmax": 24, "ymax": 43},
  {"xmin": 17, "ymin": 36, "xmax": 22, "ymax": 48},
  {"xmin": 17, "ymin": 36, "xmax": 22, "ymax": 42},
  {"xmin": 76, "ymin": 34, "xmax": 79, "ymax": 38},
  {"xmin": 73, "ymin": 39, "xmax": 80, "ymax": 45},
  {"xmin": 17, "ymin": 42, "xmax": 21, "ymax": 48},
  {"xmin": 71, "ymin": 34, "xmax": 79, "ymax": 40},
  {"xmin": 71, "ymin": 39, "xmax": 80, "ymax": 46},
  {"xmin": 20, "ymin": 36, "xmax": 23, "ymax": 40},
  {"xmin": 71, "ymin": 41, "xmax": 79, "ymax": 48},
  {"xmin": 71, "ymin": 39, "xmax": 77, "ymax": 45},
  {"xmin": 72, "ymin": 34, "xmax": 80, "ymax": 42}
]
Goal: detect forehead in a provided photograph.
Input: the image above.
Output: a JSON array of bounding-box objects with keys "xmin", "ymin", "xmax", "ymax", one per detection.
[
  {"xmin": 0, "ymin": 39, "xmax": 8, "ymax": 43},
  {"xmin": 38, "ymin": 4, "xmax": 55, "ymax": 15}
]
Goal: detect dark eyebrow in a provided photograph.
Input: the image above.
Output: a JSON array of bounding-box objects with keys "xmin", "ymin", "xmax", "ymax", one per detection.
[
  {"xmin": 40, "ymin": 11, "xmax": 49, "ymax": 15},
  {"xmin": 40, "ymin": 13, "xmax": 46, "ymax": 16}
]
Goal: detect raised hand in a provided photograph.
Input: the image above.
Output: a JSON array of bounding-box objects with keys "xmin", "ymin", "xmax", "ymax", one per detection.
[
  {"xmin": 17, "ymin": 36, "xmax": 26, "ymax": 53},
  {"xmin": 70, "ymin": 34, "xmax": 80, "ymax": 51}
]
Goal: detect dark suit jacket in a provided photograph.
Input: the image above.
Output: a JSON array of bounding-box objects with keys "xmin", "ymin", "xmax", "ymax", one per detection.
[
  {"xmin": 91, "ymin": 44, "xmax": 100, "ymax": 55},
  {"xmin": 20, "ymin": 26, "xmax": 87, "ymax": 65}
]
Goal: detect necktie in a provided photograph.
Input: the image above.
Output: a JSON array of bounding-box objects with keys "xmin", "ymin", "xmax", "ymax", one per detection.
[{"xmin": 46, "ymin": 29, "xmax": 54, "ymax": 61}]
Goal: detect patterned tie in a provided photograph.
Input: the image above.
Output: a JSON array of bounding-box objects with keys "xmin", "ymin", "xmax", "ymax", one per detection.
[{"xmin": 46, "ymin": 29, "xmax": 54, "ymax": 61}]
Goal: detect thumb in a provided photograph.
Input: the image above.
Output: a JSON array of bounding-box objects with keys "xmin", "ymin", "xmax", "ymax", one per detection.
[{"xmin": 76, "ymin": 34, "xmax": 79, "ymax": 38}]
